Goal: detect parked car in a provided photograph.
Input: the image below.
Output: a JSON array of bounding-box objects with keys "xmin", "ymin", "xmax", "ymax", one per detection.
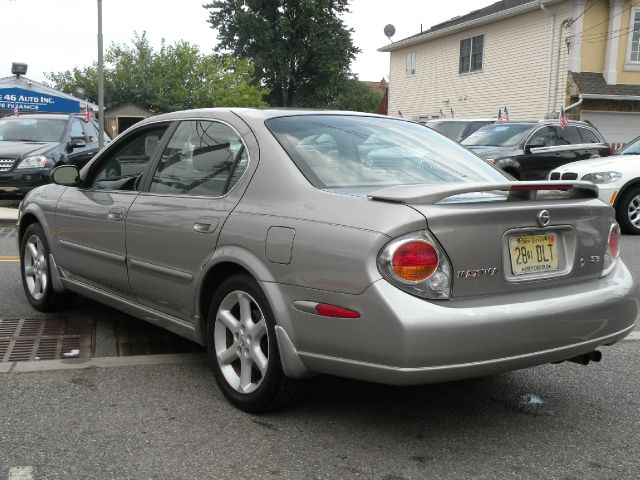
[
  {"xmin": 424, "ymin": 118, "xmax": 495, "ymax": 142},
  {"xmin": 0, "ymin": 113, "xmax": 109, "ymax": 198},
  {"xmin": 462, "ymin": 120, "xmax": 609, "ymax": 180},
  {"xmin": 549, "ymin": 135, "xmax": 640, "ymax": 234},
  {"xmin": 18, "ymin": 109, "xmax": 636, "ymax": 412}
]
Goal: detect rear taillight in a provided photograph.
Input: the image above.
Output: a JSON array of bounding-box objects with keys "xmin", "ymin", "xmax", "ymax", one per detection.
[
  {"xmin": 392, "ymin": 241, "xmax": 438, "ymax": 282},
  {"xmin": 608, "ymin": 224, "xmax": 620, "ymax": 259},
  {"xmin": 378, "ymin": 232, "xmax": 451, "ymax": 299},
  {"xmin": 602, "ymin": 223, "xmax": 621, "ymax": 277}
]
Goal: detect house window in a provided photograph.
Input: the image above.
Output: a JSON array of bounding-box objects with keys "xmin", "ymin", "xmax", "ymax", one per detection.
[
  {"xmin": 628, "ymin": 8, "xmax": 640, "ymax": 62},
  {"xmin": 406, "ymin": 52, "xmax": 416, "ymax": 76},
  {"xmin": 459, "ymin": 35, "xmax": 484, "ymax": 73}
]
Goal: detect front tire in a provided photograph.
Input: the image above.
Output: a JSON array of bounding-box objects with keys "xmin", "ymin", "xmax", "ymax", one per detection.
[
  {"xmin": 616, "ymin": 186, "xmax": 640, "ymax": 234},
  {"xmin": 20, "ymin": 223, "xmax": 76, "ymax": 311},
  {"xmin": 206, "ymin": 274, "xmax": 302, "ymax": 412}
]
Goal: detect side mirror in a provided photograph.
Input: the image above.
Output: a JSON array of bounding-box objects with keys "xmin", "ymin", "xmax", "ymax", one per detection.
[
  {"xmin": 68, "ymin": 138, "xmax": 86, "ymax": 150},
  {"xmin": 526, "ymin": 138, "xmax": 546, "ymax": 150},
  {"xmin": 51, "ymin": 165, "xmax": 80, "ymax": 186}
]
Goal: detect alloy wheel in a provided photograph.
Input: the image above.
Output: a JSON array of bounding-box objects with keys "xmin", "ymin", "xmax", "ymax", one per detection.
[
  {"xmin": 214, "ymin": 290, "xmax": 269, "ymax": 394},
  {"xmin": 628, "ymin": 194, "xmax": 640, "ymax": 229},
  {"xmin": 23, "ymin": 235, "xmax": 48, "ymax": 301}
]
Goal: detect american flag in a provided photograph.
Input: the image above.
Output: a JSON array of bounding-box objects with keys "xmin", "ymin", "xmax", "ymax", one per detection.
[
  {"xmin": 450, "ymin": 107, "xmax": 455, "ymax": 118},
  {"xmin": 559, "ymin": 106, "xmax": 568, "ymax": 129},
  {"xmin": 498, "ymin": 107, "xmax": 509, "ymax": 123},
  {"xmin": 13, "ymin": 104, "xmax": 18, "ymax": 117},
  {"xmin": 438, "ymin": 108, "xmax": 445, "ymax": 119},
  {"xmin": 84, "ymin": 103, "xmax": 91, "ymax": 123},
  {"xmin": 397, "ymin": 110, "xmax": 405, "ymax": 119}
]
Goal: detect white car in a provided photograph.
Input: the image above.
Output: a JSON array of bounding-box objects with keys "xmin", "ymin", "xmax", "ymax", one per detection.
[{"xmin": 549, "ymin": 137, "xmax": 640, "ymax": 234}]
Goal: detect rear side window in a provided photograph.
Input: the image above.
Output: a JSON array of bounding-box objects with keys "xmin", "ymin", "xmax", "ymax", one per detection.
[
  {"xmin": 149, "ymin": 120, "xmax": 247, "ymax": 197},
  {"xmin": 555, "ymin": 126, "xmax": 581, "ymax": 145},
  {"xmin": 578, "ymin": 128, "xmax": 601, "ymax": 143},
  {"xmin": 267, "ymin": 115, "xmax": 507, "ymax": 189}
]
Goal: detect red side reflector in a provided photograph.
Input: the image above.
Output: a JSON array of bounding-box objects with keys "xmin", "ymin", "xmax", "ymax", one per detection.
[
  {"xmin": 315, "ymin": 303, "xmax": 361, "ymax": 318},
  {"xmin": 511, "ymin": 185, "xmax": 572, "ymax": 191}
]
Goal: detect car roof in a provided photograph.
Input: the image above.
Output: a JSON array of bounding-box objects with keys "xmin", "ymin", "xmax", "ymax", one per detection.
[{"xmin": 426, "ymin": 118, "xmax": 496, "ymax": 123}]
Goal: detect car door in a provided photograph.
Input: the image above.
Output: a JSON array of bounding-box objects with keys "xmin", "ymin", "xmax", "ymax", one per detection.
[
  {"xmin": 79, "ymin": 119, "xmax": 102, "ymax": 166},
  {"xmin": 55, "ymin": 122, "xmax": 171, "ymax": 296},
  {"xmin": 125, "ymin": 115, "xmax": 255, "ymax": 321},
  {"xmin": 577, "ymin": 126, "xmax": 609, "ymax": 160},
  {"xmin": 522, "ymin": 126, "xmax": 556, "ymax": 180}
]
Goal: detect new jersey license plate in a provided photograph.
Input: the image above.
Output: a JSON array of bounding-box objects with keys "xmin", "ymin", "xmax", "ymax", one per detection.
[{"xmin": 508, "ymin": 233, "xmax": 559, "ymax": 276}]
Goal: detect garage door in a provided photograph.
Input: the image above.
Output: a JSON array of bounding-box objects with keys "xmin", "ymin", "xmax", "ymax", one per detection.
[{"xmin": 581, "ymin": 111, "xmax": 640, "ymax": 144}]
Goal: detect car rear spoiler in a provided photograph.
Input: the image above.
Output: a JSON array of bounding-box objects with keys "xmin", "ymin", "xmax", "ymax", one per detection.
[{"xmin": 368, "ymin": 181, "xmax": 599, "ymax": 205}]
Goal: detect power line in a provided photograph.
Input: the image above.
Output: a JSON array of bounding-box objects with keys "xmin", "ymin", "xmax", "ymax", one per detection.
[
  {"xmin": 567, "ymin": 1, "xmax": 596, "ymax": 29},
  {"xmin": 567, "ymin": 0, "xmax": 640, "ymax": 40}
]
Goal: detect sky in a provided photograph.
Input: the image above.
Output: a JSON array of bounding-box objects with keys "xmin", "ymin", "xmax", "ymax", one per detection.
[{"xmin": 1, "ymin": 0, "xmax": 496, "ymax": 84}]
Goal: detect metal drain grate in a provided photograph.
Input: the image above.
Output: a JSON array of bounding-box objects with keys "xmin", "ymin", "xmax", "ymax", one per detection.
[
  {"xmin": 0, "ymin": 226, "xmax": 17, "ymax": 238},
  {"xmin": 0, "ymin": 316, "xmax": 94, "ymax": 362},
  {"xmin": 115, "ymin": 317, "xmax": 203, "ymax": 356}
]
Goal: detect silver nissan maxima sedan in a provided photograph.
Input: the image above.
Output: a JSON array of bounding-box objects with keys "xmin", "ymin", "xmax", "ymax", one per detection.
[{"xmin": 17, "ymin": 109, "xmax": 637, "ymax": 412}]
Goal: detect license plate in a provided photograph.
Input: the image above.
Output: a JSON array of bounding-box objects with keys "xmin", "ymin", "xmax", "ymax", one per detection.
[{"xmin": 508, "ymin": 234, "xmax": 559, "ymax": 276}]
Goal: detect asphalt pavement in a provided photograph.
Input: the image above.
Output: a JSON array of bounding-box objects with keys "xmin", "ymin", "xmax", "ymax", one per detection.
[
  {"xmin": 2, "ymin": 210, "xmax": 640, "ymax": 479},
  {"xmin": 2, "ymin": 346, "xmax": 640, "ymax": 479}
]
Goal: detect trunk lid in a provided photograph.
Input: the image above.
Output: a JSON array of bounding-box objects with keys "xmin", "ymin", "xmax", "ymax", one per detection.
[{"xmin": 369, "ymin": 182, "xmax": 614, "ymax": 298}]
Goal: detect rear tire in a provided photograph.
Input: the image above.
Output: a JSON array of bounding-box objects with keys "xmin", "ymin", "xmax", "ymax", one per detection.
[
  {"xmin": 616, "ymin": 186, "xmax": 640, "ymax": 234},
  {"xmin": 20, "ymin": 223, "xmax": 76, "ymax": 312},
  {"xmin": 206, "ymin": 274, "xmax": 302, "ymax": 412}
]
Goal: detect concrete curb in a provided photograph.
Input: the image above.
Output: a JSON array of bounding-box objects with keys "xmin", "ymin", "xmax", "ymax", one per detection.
[{"xmin": 4, "ymin": 352, "xmax": 207, "ymax": 374}]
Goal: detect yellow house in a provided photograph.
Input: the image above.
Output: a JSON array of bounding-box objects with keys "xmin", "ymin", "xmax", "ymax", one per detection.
[{"xmin": 379, "ymin": 0, "xmax": 640, "ymax": 143}]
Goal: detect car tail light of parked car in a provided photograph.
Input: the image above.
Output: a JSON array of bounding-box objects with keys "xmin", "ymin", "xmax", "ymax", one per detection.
[
  {"xmin": 603, "ymin": 223, "xmax": 621, "ymax": 277},
  {"xmin": 378, "ymin": 232, "xmax": 452, "ymax": 299}
]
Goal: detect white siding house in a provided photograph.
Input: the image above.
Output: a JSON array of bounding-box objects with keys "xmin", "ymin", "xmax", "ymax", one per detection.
[{"xmin": 380, "ymin": 0, "xmax": 573, "ymax": 120}]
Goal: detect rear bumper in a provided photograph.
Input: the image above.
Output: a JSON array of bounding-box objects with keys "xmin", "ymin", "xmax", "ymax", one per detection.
[{"xmin": 274, "ymin": 260, "xmax": 637, "ymax": 384}]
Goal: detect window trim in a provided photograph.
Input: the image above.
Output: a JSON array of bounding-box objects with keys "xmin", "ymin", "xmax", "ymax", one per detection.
[
  {"xmin": 625, "ymin": 6, "xmax": 640, "ymax": 68},
  {"xmin": 141, "ymin": 118, "xmax": 251, "ymax": 200},
  {"xmin": 459, "ymin": 34, "xmax": 485, "ymax": 75},
  {"xmin": 405, "ymin": 51, "xmax": 416, "ymax": 76}
]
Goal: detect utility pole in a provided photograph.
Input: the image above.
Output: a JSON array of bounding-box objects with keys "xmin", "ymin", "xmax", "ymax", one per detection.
[{"xmin": 97, "ymin": 0, "xmax": 105, "ymax": 148}]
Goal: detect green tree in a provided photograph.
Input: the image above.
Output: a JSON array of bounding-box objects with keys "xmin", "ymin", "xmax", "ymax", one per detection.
[
  {"xmin": 205, "ymin": 0, "xmax": 360, "ymax": 108},
  {"xmin": 46, "ymin": 32, "xmax": 269, "ymax": 112}
]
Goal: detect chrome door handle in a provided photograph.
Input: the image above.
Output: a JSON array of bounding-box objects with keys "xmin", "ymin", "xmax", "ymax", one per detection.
[
  {"xmin": 107, "ymin": 207, "xmax": 125, "ymax": 221},
  {"xmin": 193, "ymin": 216, "xmax": 219, "ymax": 233}
]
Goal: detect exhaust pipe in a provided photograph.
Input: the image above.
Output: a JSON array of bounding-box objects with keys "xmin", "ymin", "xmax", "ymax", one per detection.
[{"xmin": 566, "ymin": 350, "xmax": 602, "ymax": 366}]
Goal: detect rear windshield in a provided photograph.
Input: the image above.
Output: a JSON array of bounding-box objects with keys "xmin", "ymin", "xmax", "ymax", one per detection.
[
  {"xmin": 462, "ymin": 123, "xmax": 532, "ymax": 147},
  {"xmin": 0, "ymin": 118, "xmax": 66, "ymax": 142},
  {"xmin": 426, "ymin": 121, "xmax": 468, "ymax": 142},
  {"xmin": 266, "ymin": 115, "xmax": 506, "ymax": 189}
]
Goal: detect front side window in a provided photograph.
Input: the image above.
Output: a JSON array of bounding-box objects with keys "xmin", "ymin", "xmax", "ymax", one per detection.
[
  {"xmin": 267, "ymin": 115, "xmax": 506, "ymax": 190},
  {"xmin": 89, "ymin": 124, "xmax": 169, "ymax": 190},
  {"xmin": 406, "ymin": 51, "xmax": 416, "ymax": 76},
  {"xmin": 82, "ymin": 121, "xmax": 99, "ymax": 143},
  {"xmin": 149, "ymin": 120, "xmax": 248, "ymax": 197},
  {"xmin": 0, "ymin": 118, "xmax": 66, "ymax": 142},
  {"xmin": 460, "ymin": 35, "xmax": 484, "ymax": 73},
  {"xmin": 629, "ymin": 9, "xmax": 640, "ymax": 62}
]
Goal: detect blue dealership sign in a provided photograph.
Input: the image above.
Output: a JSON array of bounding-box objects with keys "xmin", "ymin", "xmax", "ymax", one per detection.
[{"xmin": 0, "ymin": 87, "xmax": 80, "ymax": 113}]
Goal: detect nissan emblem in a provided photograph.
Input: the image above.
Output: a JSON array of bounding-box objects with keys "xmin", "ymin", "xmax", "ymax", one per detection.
[{"xmin": 537, "ymin": 210, "xmax": 550, "ymax": 227}]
